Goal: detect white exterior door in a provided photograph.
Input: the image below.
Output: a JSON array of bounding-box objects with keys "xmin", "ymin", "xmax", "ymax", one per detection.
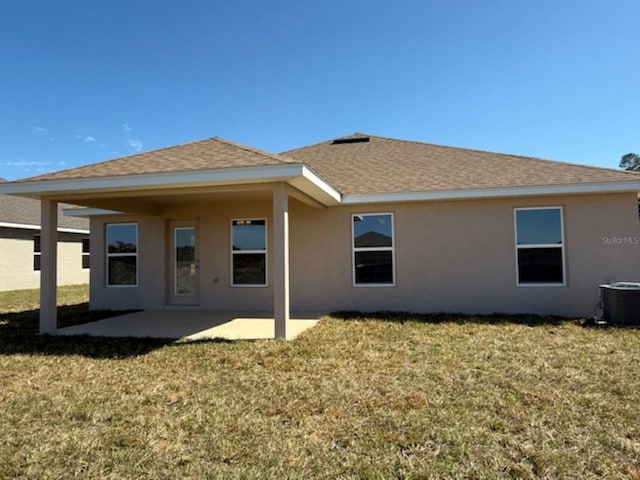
[{"xmin": 169, "ymin": 221, "xmax": 199, "ymax": 306}]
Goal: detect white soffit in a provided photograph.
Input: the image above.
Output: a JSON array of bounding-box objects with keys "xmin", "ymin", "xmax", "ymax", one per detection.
[{"xmin": 63, "ymin": 208, "xmax": 121, "ymax": 217}]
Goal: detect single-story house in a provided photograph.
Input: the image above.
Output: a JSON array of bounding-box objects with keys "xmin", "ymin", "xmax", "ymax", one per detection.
[
  {"xmin": 0, "ymin": 178, "xmax": 89, "ymax": 292},
  {"xmin": 0, "ymin": 133, "xmax": 638, "ymax": 337}
]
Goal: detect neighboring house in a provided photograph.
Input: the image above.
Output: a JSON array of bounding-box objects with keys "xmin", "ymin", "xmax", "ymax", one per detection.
[
  {"xmin": 0, "ymin": 180, "xmax": 90, "ymax": 291},
  {"xmin": 0, "ymin": 134, "xmax": 638, "ymax": 336}
]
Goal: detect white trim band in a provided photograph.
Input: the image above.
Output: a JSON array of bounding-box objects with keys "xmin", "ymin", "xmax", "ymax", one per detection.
[
  {"xmin": 0, "ymin": 164, "xmax": 343, "ymax": 206},
  {"xmin": 342, "ymin": 180, "xmax": 640, "ymax": 204},
  {"xmin": 1, "ymin": 165, "xmax": 637, "ymax": 207},
  {"xmin": 0, "ymin": 221, "xmax": 89, "ymax": 234}
]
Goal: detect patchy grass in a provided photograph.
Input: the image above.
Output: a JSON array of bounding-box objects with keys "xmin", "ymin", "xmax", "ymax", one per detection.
[
  {"xmin": 0, "ymin": 296, "xmax": 639, "ymax": 478},
  {"xmin": 0, "ymin": 284, "xmax": 89, "ymax": 313},
  {"xmin": 0, "ymin": 285, "xmax": 136, "ymax": 337}
]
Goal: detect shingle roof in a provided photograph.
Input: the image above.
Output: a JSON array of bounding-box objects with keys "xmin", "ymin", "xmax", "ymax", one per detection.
[
  {"xmin": 0, "ymin": 194, "xmax": 89, "ymax": 231},
  {"xmin": 22, "ymin": 137, "xmax": 290, "ymax": 182},
  {"xmin": 282, "ymin": 133, "xmax": 640, "ymax": 195},
  {"xmin": 11, "ymin": 133, "xmax": 639, "ymax": 198}
]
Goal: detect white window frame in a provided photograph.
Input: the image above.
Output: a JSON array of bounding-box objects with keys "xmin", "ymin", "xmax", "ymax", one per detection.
[
  {"xmin": 106, "ymin": 223, "xmax": 138, "ymax": 288},
  {"xmin": 230, "ymin": 218, "xmax": 268, "ymax": 287},
  {"xmin": 514, "ymin": 206, "xmax": 566, "ymax": 287},
  {"xmin": 81, "ymin": 238, "xmax": 90, "ymax": 270},
  {"xmin": 33, "ymin": 234, "xmax": 41, "ymax": 272},
  {"xmin": 351, "ymin": 212, "xmax": 395, "ymax": 287}
]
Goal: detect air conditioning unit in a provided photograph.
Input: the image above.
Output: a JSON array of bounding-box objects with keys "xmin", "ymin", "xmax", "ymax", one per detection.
[{"xmin": 600, "ymin": 282, "xmax": 640, "ymax": 326}]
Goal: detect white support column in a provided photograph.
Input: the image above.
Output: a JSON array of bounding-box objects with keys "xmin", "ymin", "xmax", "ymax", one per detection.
[
  {"xmin": 40, "ymin": 198, "xmax": 58, "ymax": 334},
  {"xmin": 272, "ymin": 183, "xmax": 290, "ymax": 339}
]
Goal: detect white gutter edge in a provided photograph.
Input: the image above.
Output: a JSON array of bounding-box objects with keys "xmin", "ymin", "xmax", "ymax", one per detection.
[
  {"xmin": 0, "ymin": 222, "xmax": 89, "ymax": 234},
  {"xmin": 1, "ymin": 163, "xmax": 636, "ymax": 207},
  {"xmin": 300, "ymin": 165, "xmax": 342, "ymax": 204},
  {"xmin": 0, "ymin": 163, "xmax": 342, "ymax": 206},
  {"xmin": 342, "ymin": 180, "xmax": 640, "ymax": 204},
  {"xmin": 0, "ymin": 164, "xmax": 309, "ymax": 195}
]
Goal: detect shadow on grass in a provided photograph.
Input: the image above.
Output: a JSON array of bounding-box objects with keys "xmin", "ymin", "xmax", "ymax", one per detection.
[
  {"xmin": 0, "ymin": 304, "xmax": 574, "ymax": 359},
  {"xmin": 0, "ymin": 303, "xmax": 176, "ymax": 359},
  {"xmin": 330, "ymin": 310, "xmax": 572, "ymax": 326},
  {"xmin": 0, "ymin": 303, "xmax": 263, "ymax": 358}
]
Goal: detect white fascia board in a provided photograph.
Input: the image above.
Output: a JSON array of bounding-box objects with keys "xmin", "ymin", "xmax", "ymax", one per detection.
[
  {"xmin": 0, "ymin": 163, "xmax": 342, "ymax": 206},
  {"xmin": 63, "ymin": 208, "xmax": 122, "ymax": 217},
  {"xmin": 342, "ymin": 180, "xmax": 640, "ymax": 204},
  {"xmin": 0, "ymin": 164, "xmax": 306, "ymax": 195},
  {"xmin": 0, "ymin": 222, "xmax": 89, "ymax": 234},
  {"xmin": 289, "ymin": 166, "xmax": 342, "ymax": 206}
]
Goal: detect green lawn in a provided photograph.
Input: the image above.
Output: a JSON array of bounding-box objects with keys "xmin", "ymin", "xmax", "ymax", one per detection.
[{"xmin": 0, "ymin": 289, "xmax": 639, "ymax": 478}]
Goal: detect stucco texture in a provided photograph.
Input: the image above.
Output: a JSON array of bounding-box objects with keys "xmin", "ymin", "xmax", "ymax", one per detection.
[{"xmin": 89, "ymin": 191, "xmax": 640, "ymax": 318}]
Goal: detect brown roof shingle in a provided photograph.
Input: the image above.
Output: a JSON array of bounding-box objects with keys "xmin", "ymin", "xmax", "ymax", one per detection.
[
  {"xmin": 281, "ymin": 133, "xmax": 640, "ymax": 195},
  {"xmin": 12, "ymin": 133, "xmax": 639, "ymax": 198},
  {"xmin": 23, "ymin": 137, "xmax": 291, "ymax": 182}
]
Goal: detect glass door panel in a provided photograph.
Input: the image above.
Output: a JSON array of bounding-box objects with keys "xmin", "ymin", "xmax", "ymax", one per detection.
[
  {"xmin": 168, "ymin": 221, "xmax": 199, "ymax": 306},
  {"xmin": 175, "ymin": 227, "xmax": 196, "ymax": 296}
]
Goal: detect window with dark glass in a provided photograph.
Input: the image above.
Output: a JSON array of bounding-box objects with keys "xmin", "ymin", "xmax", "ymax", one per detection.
[
  {"xmin": 515, "ymin": 208, "xmax": 564, "ymax": 285},
  {"xmin": 82, "ymin": 238, "xmax": 90, "ymax": 269},
  {"xmin": 106, "ymin": 223, "xmax": 137, "ymax": 286},
  {"xmin": 352, "ymin": 213, "xmax": 394, "ymax": 285},
  {"xmin": 33, "ymin": 235, "xmax": 41, "ymax": 271},
  {"xmin": 231, "ymin": 219, "xmax": 266, "ymax": 286}
]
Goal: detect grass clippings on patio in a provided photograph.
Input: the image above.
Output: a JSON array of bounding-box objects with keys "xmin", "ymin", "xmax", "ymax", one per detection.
[{"xmin": 0, "ymin": 294, "xmax": 639, "ymax": 478}]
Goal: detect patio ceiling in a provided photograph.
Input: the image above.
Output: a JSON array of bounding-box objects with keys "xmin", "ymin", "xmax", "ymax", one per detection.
[{"xmin": 62, "ymin": 184, "xmax": 319, "ymax": 216}]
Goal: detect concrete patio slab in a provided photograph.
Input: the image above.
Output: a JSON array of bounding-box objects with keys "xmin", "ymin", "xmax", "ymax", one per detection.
[{"xmin": 56, "ymin": 310, "xmax": 321, "ymax": 341}]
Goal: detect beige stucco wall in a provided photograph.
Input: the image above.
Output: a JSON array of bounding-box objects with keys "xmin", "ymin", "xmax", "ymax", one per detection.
[
  {"xmin": 89, "ymin": 191, "xmax": 640, "ymax": 317},
  {"xmin": 90, "ymin": 202, "xmax": 274, "ymax": 311},
  {"xmin": 0, "ymin": 229, "xmax": 89, "ymax": 291},
  {"xmin": 290, "ymin": 192, "xmax": 639, "ymax": 317},
  {"xmin": 89, "ymin": 215, "xmax": 166, "ymax": 311}
]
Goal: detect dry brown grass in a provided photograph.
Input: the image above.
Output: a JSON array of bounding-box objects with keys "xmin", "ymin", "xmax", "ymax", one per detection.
[
  {"xmin": 0, "ymin": 284, "xmax": 88, "ymax": 313},
  {"xmin": 0, "ymin": 296, "xmax": 638, "ymax": 478}
]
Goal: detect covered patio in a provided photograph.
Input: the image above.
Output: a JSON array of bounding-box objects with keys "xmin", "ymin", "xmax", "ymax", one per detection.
[
  {"xmin": 0, "ymin": 138, "xmax": 342, "ymax": 340},
  {"xmin": 57, "ymin": 310, "xmax": 321, "ymax": 341}
]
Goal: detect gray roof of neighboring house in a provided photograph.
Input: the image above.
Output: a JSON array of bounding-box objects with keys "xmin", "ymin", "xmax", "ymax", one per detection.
[{"xmin": 0, "ymin": 192, "xmax": 89, "ymax": 231}]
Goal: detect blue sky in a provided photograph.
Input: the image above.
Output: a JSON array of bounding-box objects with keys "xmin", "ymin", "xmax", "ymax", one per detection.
[{"xmin": 0, "ymin": 1, "xmax": 638, "ymax": 180}]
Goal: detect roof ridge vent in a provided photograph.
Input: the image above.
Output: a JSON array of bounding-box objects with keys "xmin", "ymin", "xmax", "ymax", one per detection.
[{"xmin": 331, "ymin": 137, "xmax": 370, "ymax": 145}]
